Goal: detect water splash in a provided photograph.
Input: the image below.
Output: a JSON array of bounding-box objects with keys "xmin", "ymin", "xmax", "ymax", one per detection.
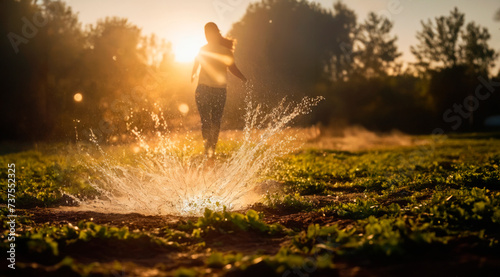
[{"xmin": 77, "ymin": 91, "xmax": 323, "ymax": 216}]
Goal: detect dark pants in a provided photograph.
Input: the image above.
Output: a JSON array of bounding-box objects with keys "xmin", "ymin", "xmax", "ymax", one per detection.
[{"xmin": 195, "ymin": 84, "xmax": 226, "ymax": 153}]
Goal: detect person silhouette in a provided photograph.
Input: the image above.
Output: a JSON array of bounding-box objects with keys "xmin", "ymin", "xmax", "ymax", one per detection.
[{"xmin": 191, "ymin": 22, "xmax": 247, "ymax": 158}]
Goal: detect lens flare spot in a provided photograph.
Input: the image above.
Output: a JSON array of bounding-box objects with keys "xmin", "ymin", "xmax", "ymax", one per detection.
[
  {"xmin": 178, "ymin": 103, "xmax": 189, "ymax": 115},
  {"xmin": 74, "ymin": 93, "xmax": 83, "ymax": 102}
]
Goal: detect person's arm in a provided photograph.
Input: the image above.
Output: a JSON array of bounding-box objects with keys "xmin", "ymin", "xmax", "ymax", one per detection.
[
  {"xmin": 191, "ymin": 58, "xmax": 200, "ymax": 83},
  {"xmin": 229, "ymin": 63, "xmax": 247, "ymax": 83}
]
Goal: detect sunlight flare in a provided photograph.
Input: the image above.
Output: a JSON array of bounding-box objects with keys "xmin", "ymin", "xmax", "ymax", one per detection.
[{"xmin": 173, "ymin": 36, "xmax": 205, "ymax": 63}]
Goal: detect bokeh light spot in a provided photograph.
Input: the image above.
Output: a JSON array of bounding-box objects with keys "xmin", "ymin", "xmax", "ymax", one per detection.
[
  {"xmin": 178, "ymin": 103, "xmax": 189, "ymax": 115},
  {"xmin": 74, "ymin": 93, "xmax": 83, "ymax": 102}
]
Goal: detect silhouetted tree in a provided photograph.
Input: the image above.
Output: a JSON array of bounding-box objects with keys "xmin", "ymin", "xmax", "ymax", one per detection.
[
  {"xmin": 229, "ymin": 0, "xmax": 357, "ymax": 102},
  {"xmin": 329, "ymin": 1, "xmax": 357, "ymax": 82},
  {"xmin": 80, "ymin": 17, "xmax": 150, "ymax": 140},
  {"xmin": 411, "ymin": 7, "xmax": 497, "ymax": 75},
  {"xmin": 411, "ymin": 7, "xmax": 465, "ymax": 70},
  {"xmin": 410, "ymin": 8, "xmax": 498, "ymax": 130},
  {"xmin": 460, "ymin": 22, "xmax": 498, "ymax": 75},
  {"xmin": 42, "ymin": 0, "xmax": 86, "ymax": 139},
  {"xmin": 355, "ymin": 12, "xmax": 401, "ymax": 78},
  {"xmin": 0, "ymin": 0, "xmax": 175, "ymax": 141},
  {"xmin": 0, "ymin": 0, "xmax": 85, "ymax": 140},
  {"xmin": 0, "ymin": 0, "xmax": 38, "ymax": 140}
]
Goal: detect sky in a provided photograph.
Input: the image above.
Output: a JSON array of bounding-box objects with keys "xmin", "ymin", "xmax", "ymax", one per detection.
[{"xmin": 65, "ymin": 0, "xmax": 500, "ymax": 69}]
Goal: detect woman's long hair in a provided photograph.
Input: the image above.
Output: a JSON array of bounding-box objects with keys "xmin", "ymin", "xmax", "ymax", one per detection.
[{"xmin": 204, "ymin": 22, "xmax": 234, "ymax": 50}]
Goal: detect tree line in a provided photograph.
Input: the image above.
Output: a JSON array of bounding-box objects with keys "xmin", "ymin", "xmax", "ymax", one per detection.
[
  {"xmin": 1, "ymin": 0, "xmax": 499, "ymax": 142},
  {"xmin": 1, "ymin": 0, "xmax": 180, "ymax": 142},
  {"xmin": 228, "ymin": 0, "xmax": 499, "ymax": 133}
]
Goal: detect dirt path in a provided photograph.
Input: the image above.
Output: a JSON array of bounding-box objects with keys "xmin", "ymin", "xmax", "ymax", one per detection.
[{"xmin": 26, "ymin": 206, "xmax": 187, "ymax": 231}]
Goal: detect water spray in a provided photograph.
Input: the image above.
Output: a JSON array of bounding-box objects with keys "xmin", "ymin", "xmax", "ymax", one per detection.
[{"xmin": 75, "ymin": 88, "xmax": 323, "ymax": 216}]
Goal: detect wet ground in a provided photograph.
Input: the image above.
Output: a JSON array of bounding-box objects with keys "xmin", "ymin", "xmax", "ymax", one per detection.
[{"xmin": 13, "ymin": 205, "xmax": 499, "ymax": 277}]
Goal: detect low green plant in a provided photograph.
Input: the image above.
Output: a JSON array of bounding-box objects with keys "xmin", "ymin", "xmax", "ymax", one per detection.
[
  {"xmin": 185, "ymin": 207, "xmax": 285, "ymax": 236},
  {"xmin": 0, "ymin": 150, "xmax": 97, "ymax": 207},
  {"xmin": 419, "ymin": 188, "xmax": 500, "ymax": 229},
  {"xmin": 1, "ymin": 221, "xmax": 178, "ymax": 258},
  {"xmin": 291, "ymin": 217, "xmax": 447, "ymax": 258},
  {"xmin": 319, "ymin": 198, "xmax": 402, "ymax": 219},
  {"xmin": 264, "ymin": 193, "xmax": 314, "ymax": 212}
]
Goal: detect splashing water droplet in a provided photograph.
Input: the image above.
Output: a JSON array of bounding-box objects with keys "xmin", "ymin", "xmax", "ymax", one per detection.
[{"xmin": 75, "ymin": 90, "xmax": 324, "ymax": 216}]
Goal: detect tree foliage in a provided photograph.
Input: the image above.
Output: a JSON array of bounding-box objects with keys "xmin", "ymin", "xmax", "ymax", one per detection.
[
  {"xmin": 229, "ymin": 0, "xmax": 357, "ymax": 101},
  {"xmin": 355, "ymin": 12, "xmax": 401, "ymax": 78},
  {"xmin": 329, "ymin": 1, "xmax": 357, "ymax": 82},
  {"xmin": 411, "ymin": 7, "xmax": 497, "ymax": 74},
  {"xmin": 0, "ymin": 1, "xmax": 498, "ymax": 141},
  {"xmin": 460, "ymin": 22, "xmax": 498, "ymax": 74},
  {"xmin": 409, "ymin": 7, "xmax": 498, "ymax": 130},
  {"xmin": 0, "ymin": 0, "xmax": 174, "ymax": 141}
]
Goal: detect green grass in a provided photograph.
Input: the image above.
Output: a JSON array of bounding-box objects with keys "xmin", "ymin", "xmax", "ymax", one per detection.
[
  {"xmin": 0, "ymin": 148, "xmax": 98, "ymax": 207},
  {"xmin": 1, "ymin": 133, "xmax": 499, "ymax": 275}
]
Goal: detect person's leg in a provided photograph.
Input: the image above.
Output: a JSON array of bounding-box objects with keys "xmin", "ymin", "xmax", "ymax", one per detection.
[
  {"xmin": 195, "ymin": 85, "xmax": 212, "ymax": 153},
  {"xmin": 203, "ymin": 88, "xmax": 217, "ymax": 155},
  {"xmin": 208, "ymin": 88, "xmax": 227, "ymax": 152}
]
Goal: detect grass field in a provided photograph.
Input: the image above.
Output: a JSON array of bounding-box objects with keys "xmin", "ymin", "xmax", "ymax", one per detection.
[{"xmin": 1, "ymin": 132, "xmax": 500, "ymax": 276}]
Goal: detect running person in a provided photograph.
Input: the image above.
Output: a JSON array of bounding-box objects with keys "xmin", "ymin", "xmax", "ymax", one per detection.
[{"xmin": 191, "ymin": 22, "xmax": 247, "ymax": 157}]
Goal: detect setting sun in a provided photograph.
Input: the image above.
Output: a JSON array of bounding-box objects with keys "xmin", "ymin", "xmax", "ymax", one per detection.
[{"xmin": 172, "ymin": 36, "xmax": 205, "ymax": 63}]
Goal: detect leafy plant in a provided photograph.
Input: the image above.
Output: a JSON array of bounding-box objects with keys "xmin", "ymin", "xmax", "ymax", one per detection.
[
  {"xmin": 184, "ymin": 207, "xmax": 285, "ymax": 236},
  {"xmin": 264, "ymin": 193, "xmax": 314, "ymax": 213}
]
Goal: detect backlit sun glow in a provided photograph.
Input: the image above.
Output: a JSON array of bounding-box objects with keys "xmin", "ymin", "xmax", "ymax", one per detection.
[{"xmin": 173, "ymin": 36, "xmax": 205, "ymax": 63}]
